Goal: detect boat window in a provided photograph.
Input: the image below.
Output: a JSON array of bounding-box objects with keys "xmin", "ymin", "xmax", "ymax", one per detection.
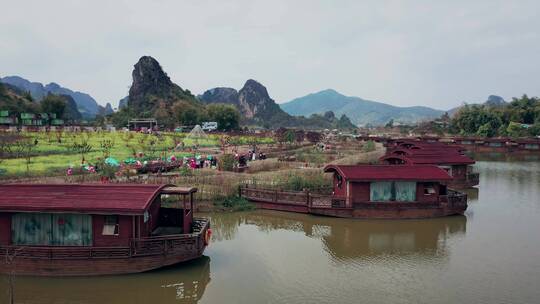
[
  {"xmin": 424, "ymin": 183, "xmax": 436, "ymax": 195},
  {"xmin": 12, "ymin": 213, "xmax": 92, "ymax": 246},
  {"xmin": 102, "ymin": 215, "xmax": 119, "ymax": 236},
  {"xmin": 336, "ymin": 174, "xmax": 343, "ymax": 189},
  {"xmin": 370, "ymin": 181, "xmax": 417, "ymax": 202},
  {"xmin": 395, "ymin": 182, "xmax": 416, "ymax": 201}
]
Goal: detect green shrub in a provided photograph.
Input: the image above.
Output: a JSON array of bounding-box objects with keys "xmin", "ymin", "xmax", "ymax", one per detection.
[
  {"xmin": 214, "ymin": 196, "xmax": 255, "ymax": 211},
  {"xmin": 281, "ymin": 172, "xmax": 330, "ymax": 191},
  {"xmin": 218, "ymin": 154, "xmax": 236, "ymax": 171},
  {"xmin": 363, "ymin": 140, "xmax": 375, "ymax": 152},
  {"xmin": 179, "ymin": 166, "xmax": 193, "ymax": 176}
]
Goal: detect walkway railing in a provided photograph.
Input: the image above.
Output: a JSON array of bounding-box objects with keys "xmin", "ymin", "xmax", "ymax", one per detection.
[{"xmin": 239, "ymin": 185, "xmax": 339, "ymax": 208}]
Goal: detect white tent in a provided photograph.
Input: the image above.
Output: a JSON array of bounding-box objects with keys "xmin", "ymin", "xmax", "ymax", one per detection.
[{"xmin": 187, "ymin": 125, "xmax": 208, "ymax": 139}]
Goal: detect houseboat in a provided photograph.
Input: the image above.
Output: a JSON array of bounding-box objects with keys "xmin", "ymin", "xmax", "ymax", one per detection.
[
  {"xmin": 380, "ymin": 140, "xmax": 479, "ymax": 189},
  {"xmin": 240, "ymin": 165, "xmax": 467, "ymax": 219},
  {"xmin": 0, "ymin": 184, "xmax": 211, "ymax": 276}
]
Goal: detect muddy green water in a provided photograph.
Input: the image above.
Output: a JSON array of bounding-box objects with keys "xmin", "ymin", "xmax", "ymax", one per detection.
[{"xmin": 2, "ymin": 156, "xmax": 540, "ymax": 303}]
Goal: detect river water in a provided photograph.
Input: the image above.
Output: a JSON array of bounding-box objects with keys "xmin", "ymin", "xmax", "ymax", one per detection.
[{"xmin": 2, "ymin": 155, "xmax": 540, "ymax": 303}]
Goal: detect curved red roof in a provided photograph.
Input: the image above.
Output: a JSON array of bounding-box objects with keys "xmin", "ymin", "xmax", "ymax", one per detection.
[
  {"xmin": 0, "ymin": 184, "xmax": 170, "ymax": 215},
  {"xmin": 324, "ymin": 164, "xmax": 452, "ymax": 181},
  {"xmin": 380, "ymin": 153, "xmax": 475, "ymax": 165}
]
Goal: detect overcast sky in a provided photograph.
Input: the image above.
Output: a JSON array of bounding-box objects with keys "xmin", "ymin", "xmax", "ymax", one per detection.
[{"xmin": 1, "ymin": 0, "xmax": 539, "ymax": 110}]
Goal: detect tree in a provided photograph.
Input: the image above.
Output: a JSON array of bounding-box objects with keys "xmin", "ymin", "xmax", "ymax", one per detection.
[
  {"xmin": 70, "ymin": 134, "xmax": 93, "ymax": 164},
  {"xmin": 306, "ymin": 131, "xmax": 322, "ymax": 144},
  {"xmin": 528, "ymin": 123, "xmax": 540, "ymax": 137},
  {"xmin": 385, "ymin": 119, "xmax": 394, "ymax": 128},
  {"xmin": 508, "ymin": 95, "xmax": 538, "ymax": 124},
  {"xmin": 0, "ymin": 133, "xmax": 17, "ymax": 173},
  {"xmin": 110, "ymin": 108, "xmax": 134, "ymax": 128},
  {"xmin": 15, "ymin": 137, "xmax": 36, "ymax": 176},
  {"xmin": 294, "ymin": 130, "xmax": 305, "ymax": 145},
  {"xmin": 153, "ymin": 101, "xmax": 173, "ymax": 128},
  {"xmin": 506, "ymin": 122, "xmax": 528, "ymax": 138},
  {"xmin": 70, "ymin": 134, "xmax": 93, "ymax": 182},
  {"xmin": 40, "ymin": 95, "xmax": 66, "ymax": 118},
  {"xmin": 452, "ymin": 105, "xmax": 502, "ymax": 135},
  {"xmin": 206, "ymin": 104, "xmax": 240, "ymax": 131},
  {"xmin": 172, "ymin": 100, "xmax": 203, "ymax": 126},
  {"xmin": 274, "ymin": 127, "xmax": 289, "ymax": 147},
  {"xmin": 99, "ymin": 139, "xmax": 115, "ymax": 158},
  {"xmin": 285, "ymin": 130, "xmax": 296, "ymax": 146},
  {"xmin": 476, "ymin": 123, "xmax": 496, "ymax": 137}
]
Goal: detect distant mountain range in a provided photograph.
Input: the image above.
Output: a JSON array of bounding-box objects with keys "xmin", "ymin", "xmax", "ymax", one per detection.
[
  {"xmin": 1, "ymin": 64, "xmax": 508, "ymax": 128},
  {"xmin": 0, "ymin": 82, "xmax": 82, "ymax": 120},
  {"xmin": 0, "ymin": 76, "xmax": 112, "ymax": 118},
  {"xmin": 280, "ymin": 89, "xmax": 445, "ymax": 126}
]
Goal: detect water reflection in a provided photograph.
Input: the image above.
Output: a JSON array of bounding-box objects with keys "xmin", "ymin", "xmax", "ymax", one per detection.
[
  {"xmin": 0, "ymin": 256, "xmax": 211, "ymax": 304},
  {"xmin": 208, "ymin": 211, "xmax": 466, "ymax": 262},
  {"xmin": 463, "ymin": 187, "xmax": 479, "ymax": 201}
]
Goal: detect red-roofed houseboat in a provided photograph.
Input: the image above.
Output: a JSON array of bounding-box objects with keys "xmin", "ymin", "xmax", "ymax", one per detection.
[
  {"xmin": 380, "ymin": 140, "xmax": 479, "ymax": 188},
  {"xmin": 0, "ymin": 184, "xmax": 210, "ymax": 276},
  {"xmin": 240, "ymin": 165, "xmax": 467, "ymax": 219}
]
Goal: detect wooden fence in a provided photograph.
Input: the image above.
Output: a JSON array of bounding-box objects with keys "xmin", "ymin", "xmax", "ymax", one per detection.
[{"xmin": 239, "ymin": 185, "xmax": 336, "ymax": 208}]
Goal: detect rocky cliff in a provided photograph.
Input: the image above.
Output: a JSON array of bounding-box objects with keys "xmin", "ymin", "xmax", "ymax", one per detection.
[
  {"xmin": 200, "ymin": 80, "xmax": 356, "ymax": 129},
  {"xmin": 127, "ymin": 56, "xmax": 197, "ymax": 114}
]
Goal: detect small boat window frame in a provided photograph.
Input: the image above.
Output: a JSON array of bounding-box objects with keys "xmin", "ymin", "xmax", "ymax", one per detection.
[{"xmin": 102, "ymin": 215, "xmax": 119, "ymax": 236}]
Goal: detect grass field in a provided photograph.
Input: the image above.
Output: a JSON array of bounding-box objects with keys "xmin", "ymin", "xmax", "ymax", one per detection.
[{"xmin": 0, "ymin": 131, "xmax": 274, "ymax": 177}]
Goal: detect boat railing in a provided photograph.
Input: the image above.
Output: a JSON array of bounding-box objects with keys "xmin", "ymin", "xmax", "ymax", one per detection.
[
  {"xmin": 467, "ymin": 172, "xmax": 480, "ymax": 184},
  {"xmin": 240, "ymin": 186, "xmax": 309, "ymax": 206},
  {"xmin": 0, "ymin": 245, "xmax": 132, "ymax": 260},
  {"xmin": 240, "ymin": 185, "xmax": 345, "ymax": 209},
  {"xmin": 441, "ymin": 190, "xmax": 468, "ymax": 207},
  {"xmin": 131, "ymin": 218, "xmax": 209, "ymax": 257},
  {"xmin": 0, "ymin": 218, "xmax": 210, "ymax": 260}
]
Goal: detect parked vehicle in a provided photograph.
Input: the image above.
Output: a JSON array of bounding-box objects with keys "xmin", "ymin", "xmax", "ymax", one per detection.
[{"xmin": 202, "ymin": 121, "xmax": 218, "ymax": 132}]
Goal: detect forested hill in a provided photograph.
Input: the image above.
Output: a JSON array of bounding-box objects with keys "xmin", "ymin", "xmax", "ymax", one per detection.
[{"xmin": 450, "ymin": 95, "xmax": 540, "ymax": 137}]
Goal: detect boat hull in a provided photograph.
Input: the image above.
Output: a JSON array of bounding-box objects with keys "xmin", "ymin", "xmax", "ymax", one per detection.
[
  {"xmin": 0, "ymin": 249, "xmax": 206, "ymax": 276},
  {"xmin": 251, "ymin": 201, "xmax": 466, "ymax": 219}
]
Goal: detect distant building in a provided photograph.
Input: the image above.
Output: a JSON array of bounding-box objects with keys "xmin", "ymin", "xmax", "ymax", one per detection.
[
  {"xmin": 0, "ymin": 111, "xmax": 18, "ymax": 128},
  {"xmin": 128, "ymin": 118, "xmax": 158, "ymax": 131}
]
